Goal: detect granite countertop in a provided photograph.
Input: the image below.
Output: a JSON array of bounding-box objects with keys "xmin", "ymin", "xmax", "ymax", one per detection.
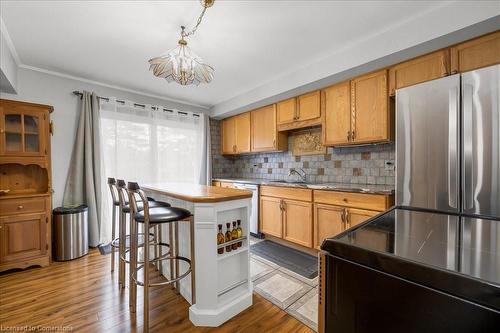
[{"xmin": 213, "ymin": 178, "xmax": 394, "ymax": 195}]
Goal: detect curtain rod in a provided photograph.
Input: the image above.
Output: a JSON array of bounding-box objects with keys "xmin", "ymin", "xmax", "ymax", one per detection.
[{"xmin": 72, "ymin": 91, "xmax": 200, "ymax": 117}]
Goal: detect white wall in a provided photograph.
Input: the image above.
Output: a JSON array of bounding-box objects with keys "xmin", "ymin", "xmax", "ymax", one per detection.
[
  {"xmin": 0, "ymin": 67, "xmax": 209, "ymax": 207},
  {"xmin": 0, "ymin": 25, "xmax": 18, "ymax": 93}
]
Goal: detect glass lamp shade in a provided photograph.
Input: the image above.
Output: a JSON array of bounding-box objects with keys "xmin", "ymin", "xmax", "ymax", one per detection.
[{"xmin": 149, "ymin": 41, "xmax": 214, "ymax": 86}]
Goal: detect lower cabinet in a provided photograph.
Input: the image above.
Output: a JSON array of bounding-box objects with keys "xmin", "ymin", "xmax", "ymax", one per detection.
[
  {"xmin": 260, "ymin": 196, "xmax": 283, "ymax": 238},
  {"xmin": 0, "ymin": 213, "xmax": 48, "ymax": 264},
  {"xmin": 283, "ymin": 199, "xmax": 313, "ymax": 248},
  {"xmin": 313, "ymin": 204, "xmax": 346, "ymax": 250},
  {"xmin": 260, "ymin": 186, "xmax": 393, "ymax": 250}
]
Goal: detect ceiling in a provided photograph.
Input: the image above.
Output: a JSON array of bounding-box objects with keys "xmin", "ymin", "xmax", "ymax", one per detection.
[{"xmin": 1, "ymin": 1, "xmax": 499, "ymax": 112}]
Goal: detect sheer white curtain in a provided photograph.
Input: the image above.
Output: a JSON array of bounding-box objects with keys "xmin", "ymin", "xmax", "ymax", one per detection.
[{"xmin": 99, "ymin": 98, "xmax": 208, "ymax": 242}]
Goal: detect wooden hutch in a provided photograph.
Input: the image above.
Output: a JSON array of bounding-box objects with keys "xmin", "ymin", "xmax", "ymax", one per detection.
[{"xmin": 0, "ymin": 99, "xmax": 53, "ymax": 272}]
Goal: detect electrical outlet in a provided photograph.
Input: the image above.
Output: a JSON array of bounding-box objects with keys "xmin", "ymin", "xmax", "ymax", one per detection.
[{"xmin": 384, "ymin": 160, "xmax": 395, "ymax": 171}]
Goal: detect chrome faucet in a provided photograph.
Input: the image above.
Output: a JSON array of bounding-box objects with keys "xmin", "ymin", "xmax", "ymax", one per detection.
[{"xmin": 289, "ymin": 168, "xmax": 307, "ymax": 182}]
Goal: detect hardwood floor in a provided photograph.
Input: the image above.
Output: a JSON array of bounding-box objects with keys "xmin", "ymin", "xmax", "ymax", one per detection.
[{"xmin": 0, "ymin": 249, "xmax": 313, "ymax": 333}]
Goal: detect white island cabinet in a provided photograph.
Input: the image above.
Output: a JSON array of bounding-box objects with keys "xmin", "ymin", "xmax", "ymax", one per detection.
[{"xmin": 142, "ymin": 183, "xmax": 253, "ymax": 327}]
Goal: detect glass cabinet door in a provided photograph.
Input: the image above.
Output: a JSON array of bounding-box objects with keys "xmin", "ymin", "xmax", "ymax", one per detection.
[
  {"xmin": 4, "ymin": 113, "xmax": 23, "ymax": 152},
  {"xmin": 1, "ymin": 110, "xmax": 45, "ymax": 156}
]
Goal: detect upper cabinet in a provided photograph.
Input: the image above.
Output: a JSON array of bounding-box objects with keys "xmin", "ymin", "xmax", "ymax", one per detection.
[
  {"xmin": 322, "ymin": 81, "xmax": 351, "ymax": 146},
  {"xmin": 388, "ymin": 49, "xmax": 450, "ymax": 96},
  {"xmin": 222, "ymin": 105, "xmax": 286, "ymax": 155},
  {"xmin": 234, "ymin": 113, "xmax": 251, "ymax": 153},
  {"xmin": 221, "ymin": 116, "xmax": 236, "ymax": 154},
  {"xmin": 277, "ymin": 91, "xmax": 321, "ymax": 131},
  {"xmin": 450, "ymin": 31, "xmax": 500, "ymax": 74},
  {"xmin": 276, "ymin": 98, "xmax": 296, "ymax": 125},
  {"xmin": 221, "ymin": 113, "xmax": 251, "ymax": 154},
  {"xmin": 0, "ymin": 101, "xmax": 50, "ymax": 158},
  {"xmin": 251, "ymin": 105, "xmax": 287, "ymax": 153},
  {"xmin": 322, "ymin": 70, "xmax": 391, "ymax": 146},
  {"xmin": 351, "ymin": 69, "xmax": 390, "ymax": 144}
]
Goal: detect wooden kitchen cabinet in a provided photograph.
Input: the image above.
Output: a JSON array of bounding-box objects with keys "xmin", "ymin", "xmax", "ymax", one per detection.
[
  {"xmin": 0, "ymin": 100, "xmax": 50, "ymax": 158},
  {"xmin": 221, "ymin": 117, "xmax": 236, "ymax": 154},
  {"xmin": 235, "ymin": 112, "xmax": 251, "ymax": 153},
  {"xmin": 251, "ymin": 104, "xmax": 287, "ymax": 152},
  {"xmin": 277, "ymin": 98, "xmax": 296, "ymax": 125},
  {"xmin": 260, "ymin": 196, "xmax": 283, "ymax": 238},
  {"xmin": 0, "ymin": 213, "xmax": 48, "ymax": 265},
  {"xmin": 347, "ymin": 208, "xmax": 379, "ymax": 229},
  {"xmin": 0, "ymin": 99, "xmax": 52, "ymax": 272},
  {"xmin": 389, "ymin": 49, "xmax": 450, "ymax": 96},
  {"xmin": 277, "ymin": 91, "xmax": 322, "ymax": 131},
  {"xmin": 221, "ymin": 112, "xmax": 251, "ymax": 154},
  {"xmin": 297, "ymin": 90, "xmax": 321, "ymax": 122},
  {"xmin": 350, "ymin": 69, "xmax": 390, "ymax": 144},
  {"xmin": 322, "ymin": 81, "xmax": 351, "ymax": 146},
  {"xmin": 283, "ymin": 199, "xmax": 313, "ymax": 248},
  {"xmin": 313, "ymin": 204, "xmax": 346, "ymax": 250},
  {"xmin": 450, "ymin": 30, "xmax": 500, "ymax": 74}
]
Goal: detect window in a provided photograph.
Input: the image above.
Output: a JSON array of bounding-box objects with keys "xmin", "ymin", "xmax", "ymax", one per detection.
[{"xmin": 100, "ymin": 100, "xmax": 203, "ymax": 186}]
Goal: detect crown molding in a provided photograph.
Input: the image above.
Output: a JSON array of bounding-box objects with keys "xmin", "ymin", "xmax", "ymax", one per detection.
[
  {"xmin": 18, "ymin": 64, "xmax": 211, "ymax": 110},
  {"xmin": 0, "ymin": 16, "xmax": 21, "ymax": 65}
]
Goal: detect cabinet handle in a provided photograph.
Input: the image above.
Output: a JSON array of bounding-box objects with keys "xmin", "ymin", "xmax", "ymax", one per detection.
[
  {"xmin": 273, "ymin": 139, "xmax": 276, "ymax": 148},
  {"xmin": 18, "ymin": 205, "xmax": 24, "ymax": 210},
  {"xmin": 351, "ymin": 131, "xmax": 355, "ymax": 141},
  {"xmin": 346, "ymin": 211, "xmax": 351, "ymax": 229},
  {"xmin": 340, "ymin": 208, "xmax": 346, "ymax": 229},
  {"xmin": 347, "ymin": 131, "xmax": 351, "ymax": 142},
  {"xmin": 49, "ymin": 121, "xmax": 54, "ymax": 136}
]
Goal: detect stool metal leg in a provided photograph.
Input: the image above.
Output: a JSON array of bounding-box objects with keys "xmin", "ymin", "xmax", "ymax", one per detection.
[
  {"xmin": 189, "ymin": 216, "xmax": 196, "ymax": 305},
  {"xmin": 118, "ymin": 211, "xmax": 126, "ymax": 289},
  {"xmin": 158, "ymin": 225, "xmax": 163, "ymax": 275},
  {"xmin": 154, "ymin": 225, "xmax": 160, "ymax": 271},
  {"xmin": 168, "ymin": 223, "xmax": 174, "ymax": 284},
  {"xmin": 174, "ymin": 221, "xmax": 180, "ymax": 293},
  {"xmin": 143, "ymin": 220, "xmax": 150, "ymax": 332},
  {"xmin": 129, "ymin": 215, "xmax": 137, "ymax": 312},
  {"xmin": 110, "ymin": 205, "xmax": 116, "ymax": 272}
]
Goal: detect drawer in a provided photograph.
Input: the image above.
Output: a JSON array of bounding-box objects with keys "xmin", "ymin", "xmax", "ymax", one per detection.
[
  {"xmin": 313, "ymin": 190, "xmax": 389, "ymax": 211},
  {"xmin": 260, "ymin": 185, "xmax": 312, "ymax": 202},
  {"xmin": 0, "ymin": 197, "xmax": 47, "ymax": 216},
  {"xmin": 220, "ymin": 182, "xmax": 235, "ymax": 189}
]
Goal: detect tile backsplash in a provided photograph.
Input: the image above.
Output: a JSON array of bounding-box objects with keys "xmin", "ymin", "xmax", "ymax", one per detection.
[{"xmin": 210, "ymin": 119, "xmax": 395, "ymax": 186}]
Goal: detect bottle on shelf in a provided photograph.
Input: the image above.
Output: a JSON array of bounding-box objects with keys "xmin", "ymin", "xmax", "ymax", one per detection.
[
  {"xmin": 217, "ymin": 224, "xmax": 225, "ymax": 254},
  {"xmin": 231, "ymin": 221, "xmax": 239, "ymax": 250},
  {"xmin": 236, "ymin": 220, "xmax": 242, "ymax": 247},
  {"xmin": 225, "ymin": 222, "xmax": 232, "ymax": 252}
]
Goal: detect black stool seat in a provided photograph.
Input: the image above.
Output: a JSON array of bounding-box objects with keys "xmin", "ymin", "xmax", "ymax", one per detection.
[
  {"xmin": 122, "ymin": 200, "xmax": 170, "ymax": 213},
  {"xmin": 134, "ymin": 206, "xmax": 192, "ymax": 224}
]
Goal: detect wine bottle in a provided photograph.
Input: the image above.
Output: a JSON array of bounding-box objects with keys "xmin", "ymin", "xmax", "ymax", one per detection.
[
  {"xmin": 225, "ymin": 223, "xmax": 232, "ymax": 252},
  {"xmin": 231, "ymin": 221, "xmax": 239, "ymax": 250},
  {"xmin": 217, "ymin": 224, "xmax": 225, "ymax": 254},
  {"xmin": 236, "ymin": 220, "xmax": 242, "ymax": 247}
]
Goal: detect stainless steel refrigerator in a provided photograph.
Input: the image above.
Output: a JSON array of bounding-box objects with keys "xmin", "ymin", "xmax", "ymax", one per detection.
[
  {"xmin": 395, "ymin": 64, "xmax": 500, "ymax": 284},
  {"xmin": 396, "ymin": 64, "xmax": 500, "ymax": 218}
]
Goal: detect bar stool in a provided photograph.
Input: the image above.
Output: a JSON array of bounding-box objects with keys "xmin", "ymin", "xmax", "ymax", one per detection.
[
  {"xmin": 107, "ymin": 178, "xmax": 119, "ymax": 273},
  {"xmin": 113, "ymin": 179, "xmax": 170, "ymax": 289},
  {"xmin": 127, "ymin": 182, "xmax": 194, "ymax": 333}
]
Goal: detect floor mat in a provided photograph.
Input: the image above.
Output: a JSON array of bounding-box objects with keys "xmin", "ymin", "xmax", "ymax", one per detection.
[{"xmin": 250, "ymin": 240, "xmax": 318, "ymax": 279}]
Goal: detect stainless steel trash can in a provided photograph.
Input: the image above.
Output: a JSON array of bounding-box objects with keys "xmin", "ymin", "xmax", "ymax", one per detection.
[{"xmin": 53, "ymin": 205, "xmax": 89, "ymax": 261}]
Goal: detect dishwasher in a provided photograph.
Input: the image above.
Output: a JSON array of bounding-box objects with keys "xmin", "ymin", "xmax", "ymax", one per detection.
[{"xmin": 233, "ymin": 183, "xmax": 261, "ymax": 238}]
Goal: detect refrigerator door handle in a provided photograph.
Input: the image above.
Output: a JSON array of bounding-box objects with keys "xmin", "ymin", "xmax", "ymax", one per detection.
[
  {"xmin": 448, "ymin": 86, "xmax": 459, "ymax": 209},
  {"xmin": 462, "ymin": 83, "xmax": 474, "ymax": 210}
]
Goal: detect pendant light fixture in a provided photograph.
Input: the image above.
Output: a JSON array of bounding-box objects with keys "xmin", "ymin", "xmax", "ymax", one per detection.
[{"xmin": 148, "ymin": 0, "xmax": 215, "ymax": 86}]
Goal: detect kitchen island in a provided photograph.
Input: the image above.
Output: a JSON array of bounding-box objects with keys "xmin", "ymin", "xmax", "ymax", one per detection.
[{"xmin": 142, "ymin": 183, "xmax": 253, "ymax": 327}]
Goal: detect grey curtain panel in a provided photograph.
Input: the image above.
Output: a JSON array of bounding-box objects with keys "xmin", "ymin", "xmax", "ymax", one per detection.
[
  {"xmin": 63, "ymin": 91, "xmax": 105, "ymax": 247},
  {"xmin": 199, "ymin": 113, "xmax": 212, "ymax": 185}
]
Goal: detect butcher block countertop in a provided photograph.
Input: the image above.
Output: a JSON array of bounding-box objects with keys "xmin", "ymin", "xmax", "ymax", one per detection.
[{"xmin": 142, "ymin": 182, "xmax": 253, "ymax": 203}]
